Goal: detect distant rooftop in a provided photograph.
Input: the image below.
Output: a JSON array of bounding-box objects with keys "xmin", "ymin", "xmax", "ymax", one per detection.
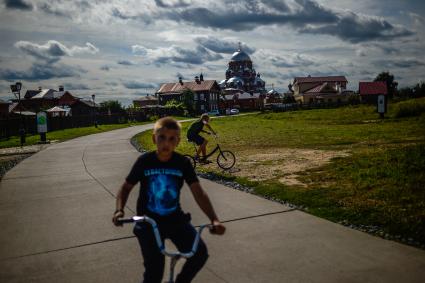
[
  {"xmin": 359, "ymin": 81, "xmax": 388, "ymax": 95},
  {"xmin": 157, "ymin": 80, "xmax": 218, "ymax": 94},
  {"xmin": 294, "ymin": 76, "xmax": 347, "ymax": 84}
]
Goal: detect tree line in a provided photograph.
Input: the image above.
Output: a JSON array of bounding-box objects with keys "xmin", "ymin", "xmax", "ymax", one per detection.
[{"xmin": 374, "ymin": 71, "xmax": 425, "ymax": 100}]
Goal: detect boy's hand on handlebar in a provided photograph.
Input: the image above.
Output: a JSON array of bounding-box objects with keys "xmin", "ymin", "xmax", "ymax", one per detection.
[
  {"xmin": 210, "ymin": 220, "xmax": 226, "ymax": 235},
  {"xmin": 112, "ymin": 210, "xmax": 125, "ymax": 227}
]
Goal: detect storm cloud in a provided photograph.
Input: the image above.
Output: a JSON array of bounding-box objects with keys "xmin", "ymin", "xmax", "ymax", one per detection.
[
  {"xmin": 122, "ymin": 81, "xmax": 158, "ymax": 89},
  {"xmin": 195, "ymin": 36, "xmax": 255, "ymax": 54},
  {"xmin": 154, "ymin": 0, "xmax": 190, "ymax": 8},
  {"xmin": 300, "ymin": 11, "xmax": 414, "ymax": 43},
  {"xmin": 132, "ymin": 44, "xmax": 222, "ymax": 65},
  {"xmin": 161, "ymin": 0, "xmax": 413, "ymax": 43},
  {"xmin": 117, "ymin": 60, "xmax": 136, "ymax": 66},
  {"xmin": 4, "ymin": 0, "xmax": 33, "ymax": 10},
  {"xmin": 0, "ymin": 63, "xmax": 84, "ymax": 81}
]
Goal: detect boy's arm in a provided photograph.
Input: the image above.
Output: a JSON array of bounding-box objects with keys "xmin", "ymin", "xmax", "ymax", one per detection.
[
  {"xmin": 205, "ymin": 124, "xmax": 216, "ymax": 135},
  {"xmin": 189, "ymin": 182, "xmax": 225, "ymax": 235},
  {"xmin": 112, "ymin": 181, "xmax": 135, "ymax": 226}
]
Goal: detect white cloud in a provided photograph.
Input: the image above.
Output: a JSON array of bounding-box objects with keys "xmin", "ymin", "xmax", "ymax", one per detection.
[{"xmin": 14, "ymin": 40, "xmax": 99, "ymax": 63}]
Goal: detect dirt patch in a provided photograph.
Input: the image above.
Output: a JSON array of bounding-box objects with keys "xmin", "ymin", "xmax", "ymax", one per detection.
[{"xmin": 222, "ymin": 148, "xmax": 350, "ymax": 186}]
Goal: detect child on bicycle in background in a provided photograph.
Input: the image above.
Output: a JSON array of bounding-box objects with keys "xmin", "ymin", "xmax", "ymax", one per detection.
[
  {"xmin": 187, "ymin": 113, "xmax": 216, "ymax": 163},
  {"xmin": 113, "ymin": 116, "xmax": 225, "ymax": 283}
]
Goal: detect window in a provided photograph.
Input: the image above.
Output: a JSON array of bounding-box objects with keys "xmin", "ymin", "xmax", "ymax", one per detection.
[{"xmin": 200, "ymin": 93, "xmax": 204, "ymax": 100}]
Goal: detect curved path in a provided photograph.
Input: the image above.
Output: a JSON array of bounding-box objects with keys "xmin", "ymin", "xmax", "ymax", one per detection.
[{"xmin": 1, "ymin": 124, "xmax": 424, "ymax": 282}]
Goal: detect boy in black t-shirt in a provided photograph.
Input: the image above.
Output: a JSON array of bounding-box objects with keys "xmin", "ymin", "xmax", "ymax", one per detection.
[{"xmin": 113, "ymin": 117, "xmax": 225, "ymax": 283}]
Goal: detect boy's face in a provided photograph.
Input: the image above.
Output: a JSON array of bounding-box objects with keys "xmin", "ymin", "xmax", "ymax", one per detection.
[{"xmin": 152, "ymin": 127, "xmax": 180, "ymax": 156}]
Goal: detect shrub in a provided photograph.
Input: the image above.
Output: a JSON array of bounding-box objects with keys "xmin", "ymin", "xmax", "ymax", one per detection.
[{"xmin": 394, "ymin": 98, "xmax": 425, "ymax": 118}]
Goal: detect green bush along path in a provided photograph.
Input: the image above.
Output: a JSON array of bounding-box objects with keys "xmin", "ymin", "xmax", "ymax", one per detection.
[{"xmin": 136, "ymin": 98, "xmax": 425, "ymax": 246}]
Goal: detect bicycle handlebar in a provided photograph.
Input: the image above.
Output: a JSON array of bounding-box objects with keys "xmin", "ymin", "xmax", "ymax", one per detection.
[{"xmin": 117, "ymin": 216, "xmax": 210, "ymax": 258}]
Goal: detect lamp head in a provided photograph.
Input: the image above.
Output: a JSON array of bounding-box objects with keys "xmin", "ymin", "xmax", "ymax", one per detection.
[{"xmin": 10, "ymin": 82, "xmax": 22, "ymax": 93}]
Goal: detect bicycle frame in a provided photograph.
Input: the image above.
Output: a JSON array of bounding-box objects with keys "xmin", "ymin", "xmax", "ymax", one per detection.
[
  {"xmin": 118, "ymin": 216, "xmax": 210, "ymax": 283},
  {"xmin": 191, "ymin": 142, "xmax": 224, "ymax": 160}
]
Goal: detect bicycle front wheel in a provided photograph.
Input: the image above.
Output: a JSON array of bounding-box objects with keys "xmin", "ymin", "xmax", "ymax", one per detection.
[
  {"xmin": 217, "ymin": 150, "xmax": 235, "ymax": 170},
  {"xmin": 184, "ymin": 154, "xmax": 197, "ymax": 169}
]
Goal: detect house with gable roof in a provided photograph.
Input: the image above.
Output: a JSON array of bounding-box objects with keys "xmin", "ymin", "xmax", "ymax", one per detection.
[
  {"xmin": 292, "ymin": 76, "xmax": 351, "ymax": 104},
  {"xmin": 156, "ymin": 75, "xmax": 220, "ymax": 114}
]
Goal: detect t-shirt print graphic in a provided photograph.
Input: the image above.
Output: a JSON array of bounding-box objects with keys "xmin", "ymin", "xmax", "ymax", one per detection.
[{"xmin": 147, "ymin": 174, "xmax": 179, "ymax": 216}]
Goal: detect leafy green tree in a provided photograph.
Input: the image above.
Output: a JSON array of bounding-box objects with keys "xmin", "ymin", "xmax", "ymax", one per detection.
[
  {"xmin": 181, "ymin": 89, "xmax": 195, "ymax": 114},
  {"xmin": 374, "ymin": 71, "xmax": 398, "ymax": 99},
  {"xmin": 165, "ymin": 99, "xmax": 185, "ymax": 116},
  {"xmin": 99, "ymin": 100, "xmax": 125, "ymax": 114}
]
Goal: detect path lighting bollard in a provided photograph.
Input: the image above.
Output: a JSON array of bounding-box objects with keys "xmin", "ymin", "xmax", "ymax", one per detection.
[
  {"xmin": 10, "ymin": 82, "xmax": 26, "ymax": 146},
  {"xmin": 92, "ymin": 94, "xmax": 98, "ymax": 128}
]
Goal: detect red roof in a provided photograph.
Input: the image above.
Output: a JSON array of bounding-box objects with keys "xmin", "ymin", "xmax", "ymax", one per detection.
[
  {"xmin": 157, "ymin": 80, "xmax": 218, "ymax": 94},
  {"xmin": 359, "ymin": 81, "xmax": 388, "ymax": 95},
  {"xmin": 305, "ymin": 82, "xmax": 338, "ymax": 94},
  {"xmin": 294, "ymin": 76, "xmax": 347, "ymax": 84}
]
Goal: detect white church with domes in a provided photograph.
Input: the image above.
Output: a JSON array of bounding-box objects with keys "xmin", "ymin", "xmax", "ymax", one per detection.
[{"xmin": 219, "ymin": 44, "xmax": 266, "ymax": 94}]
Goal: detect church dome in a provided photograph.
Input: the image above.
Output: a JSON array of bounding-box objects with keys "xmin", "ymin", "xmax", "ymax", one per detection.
[
  {"xmin": 268, "ymin": 89, "xmax": 278, "ymax": 95},
  {"xmin": 230, "ymin": 49, "xmax": 251, "ymax": 62},
  {"xmin": 227, "ymin": 76, "xmax": 244, "ymax": 85}
]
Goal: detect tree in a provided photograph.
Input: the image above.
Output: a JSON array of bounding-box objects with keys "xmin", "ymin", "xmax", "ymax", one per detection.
[
  {"xmin": 165, "ymin": 99, "xmax": 185, "ymax": 116},
  {"xmin": 181, "ymin": 89, "xmax": 195, "ymax": 114},
  {"xmin": 374, "ymin": 71, "xmax": 398, "ymax": 99},
  {"xmin": 99, "ymin": 100, "xmax": 125, "ymax": 114},
  {"xmin": 413, "ymin": 82, "xmax": 425, "ymax": 98}
]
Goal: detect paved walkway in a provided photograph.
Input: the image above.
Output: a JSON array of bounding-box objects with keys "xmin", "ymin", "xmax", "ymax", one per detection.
[{"xmin": 0, "ymin": 124, "xmax": 424, "ymax": 283}]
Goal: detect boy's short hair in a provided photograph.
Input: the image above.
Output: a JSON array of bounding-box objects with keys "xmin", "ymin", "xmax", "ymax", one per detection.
[
  {"xmin": 200, "ymin": 113, "xmax": 209, "ymax": 121},
  {"xmin": 153, "ymin": 117, "xmax": 181, "ymax": 134}
]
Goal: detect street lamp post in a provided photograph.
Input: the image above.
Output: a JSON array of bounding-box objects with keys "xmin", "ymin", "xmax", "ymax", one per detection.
[
  {"xmin": 91, "ymin": 94, "xmax": 97, "ymax": 128},
  {"xmin": 10, "ymin": 82, "xmax": 25, "ymax": 146}
]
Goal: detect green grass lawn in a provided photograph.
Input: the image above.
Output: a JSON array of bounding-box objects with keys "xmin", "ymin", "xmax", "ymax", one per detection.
[
  {"xmin": 136, "ymin": 98, "xmax": 425, "ymax": 244},
  {"xmin": 0, "ymin": 115, "xmax": 192, "ymax": 149},
  {"xmin": 0, "ymin": 123, "xmax": 145, "ymax": 149}
]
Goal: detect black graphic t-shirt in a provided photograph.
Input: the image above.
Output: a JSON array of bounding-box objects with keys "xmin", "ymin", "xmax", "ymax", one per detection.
[{"xmin": 126, "ymin": 151, "xmax": 198, "ymax": 220}]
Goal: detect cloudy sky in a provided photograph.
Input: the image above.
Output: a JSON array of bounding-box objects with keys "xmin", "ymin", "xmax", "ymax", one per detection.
[{"xmin": 0, "ymin": 0, "xmax": 424, "ymax": 105}]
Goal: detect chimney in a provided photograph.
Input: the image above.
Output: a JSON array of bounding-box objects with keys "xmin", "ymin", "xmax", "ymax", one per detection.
[
  {"xmin": 179, "ymin": 77, "xmax": 183, "ymax": 85},
  {"xmin": 59, "ymin": 85, "xmax": 64, "ymax": 92},
  {"xmin": 195, "ymin": 76, "xmax": 200, "ymax": 84},
  {"xmin": 38, "ymin": 86, "xmax": 42, "ymax": 91},
  {"xmin": 200, "ymin": 73, "xmax": 204, "ymax": 82}
]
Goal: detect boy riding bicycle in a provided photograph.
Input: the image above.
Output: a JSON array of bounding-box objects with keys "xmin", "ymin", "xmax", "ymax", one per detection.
[
  {"xmin": 187, "ymin": 113, "xmax": 216, "ymax": 163},
  {"xmin": 113, "ymin": 117, "xmax": 225, "ymax": 283}
]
